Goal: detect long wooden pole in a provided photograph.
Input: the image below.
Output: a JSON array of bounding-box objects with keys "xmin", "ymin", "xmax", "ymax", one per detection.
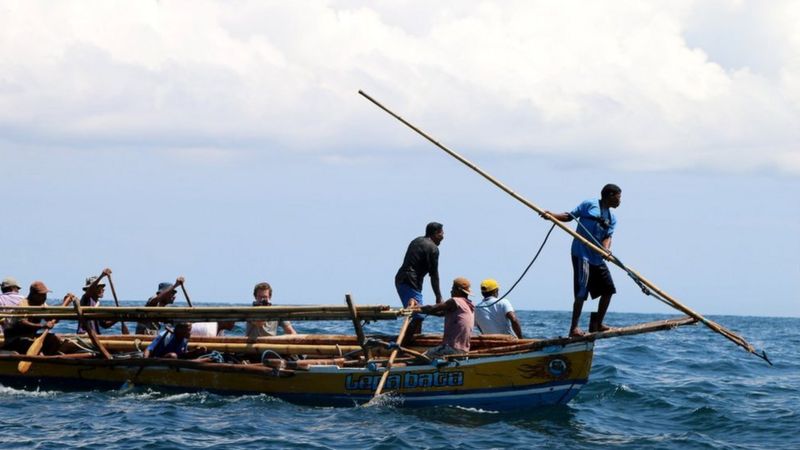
[
  {"xmin": 106, "ymin": 274, "xmax": 130, "ymax": 335},
  {"xmin": 372, "ymin": 315, "xmax": 412, "ymax": 398},
  {"xmin": 359, "ymin": 90, "xmax": 768, "ymax": 363}
]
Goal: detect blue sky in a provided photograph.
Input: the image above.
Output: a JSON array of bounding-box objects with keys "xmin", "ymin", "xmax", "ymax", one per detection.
[{"xmin": 1, "ymin": 1, "xmax": 798, "ymax": 318}]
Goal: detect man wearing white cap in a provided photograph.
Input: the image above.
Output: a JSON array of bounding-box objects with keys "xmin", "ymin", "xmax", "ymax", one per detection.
[
  {"xmin": 475, "ymin": 279, "xmax": 523, "ymax": 339},
  {"xmin": 1, "ymin": 277, "xmax": 24, "ymax": 306}
]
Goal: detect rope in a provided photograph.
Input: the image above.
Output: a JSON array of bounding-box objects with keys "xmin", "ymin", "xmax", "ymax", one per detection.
[
  {"xmin": 568, "ymin": 212, "xmax": 675, "ymax": 308},
  {"xmin": 478, "ymin": 222, "xmax": 557, "ymax": 308}
]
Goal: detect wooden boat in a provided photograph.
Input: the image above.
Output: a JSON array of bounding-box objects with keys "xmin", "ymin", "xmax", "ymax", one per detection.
[{"xmin": 0, "ymin": 304, "xmax": 695, "ymax": 410}]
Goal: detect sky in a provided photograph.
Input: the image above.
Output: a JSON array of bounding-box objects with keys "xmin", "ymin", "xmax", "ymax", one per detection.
[{"xmin": 1, "ymin": 0, "xmax": 798, "ymax": 319}]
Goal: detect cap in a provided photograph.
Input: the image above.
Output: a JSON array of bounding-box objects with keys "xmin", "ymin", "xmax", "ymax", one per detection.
[
  {"xmin": 29, "ymin": 281, "xmax": 52, "ymax": 295},
  {"xmin": 480, "ymin": 279, "xmax": 500, "ymax": 292},
  {"xmin": 1, "ymin": 277, "xmax": 21, "ymax": 290},
  {"xmin": 82, "ymin": 276, "xmax": 106, "ymax": 291},
  {"xmin": 158, "ymin": 282, "xmax": 173, "ymax": 293},
  {"xmin": 452, "ymin": 277, "xmax": 472, "ymax": 296}
]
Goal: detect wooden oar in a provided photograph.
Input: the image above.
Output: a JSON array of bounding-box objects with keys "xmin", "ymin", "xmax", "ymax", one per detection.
[
  {"xmin": 18, "ymin": 294, "xmax": 77, "ymax": 374},
  {"xmin": 359, "ymin": 90, "xmax": 769, "ymax": 364},
  {"xmin": 106, "ymin": 274, "xmax": 130, "ymax": 335},
  {"xmin": 73, "ymin": 297, "xmax": 112, "ymax": 359},
  {"xmin": 371, "ymin": 315, "xmax": 412, "ymax": 399},
  {"xmin": 179, "ymin": 283, "xmax": 193, "ymax": 308}
]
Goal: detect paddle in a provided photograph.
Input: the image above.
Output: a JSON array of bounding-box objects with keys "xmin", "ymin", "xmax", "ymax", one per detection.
[
  {"xmin": 106, "ymin": 273, "xmax": 130, "ymax": 335},
  {"xmin": 179, "ymin": 281, "xmax": 193, "ymax": 308},
  {"xmin": 359, "ymin": 90, "xmax": 770, "ymax": 365},
  {"xmin": 371, "ymin": 314, "xmax": 412, "ymax": 399},
  {"xmin": 74, "ymin": 295, "xmax": 112, "ymax": 359},
  {"xmin": 18, "ymin": 293, "xmax": 77, "ymax": 374}
]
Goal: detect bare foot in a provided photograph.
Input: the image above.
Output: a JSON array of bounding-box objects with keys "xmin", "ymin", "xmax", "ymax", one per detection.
[
  {"xmin": 569, "ymin": 327, "xmax": 586, "ymax": 337},
  {"xmin": 597, "ymin": 323, "xmax": 616, "ymax": 332}
]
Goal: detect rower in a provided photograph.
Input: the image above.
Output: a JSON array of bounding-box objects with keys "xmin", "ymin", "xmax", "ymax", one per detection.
[
  {"xmin": 76, "ymin": 269, "xmax": 117, "ymax": 335},
  {"xmin": 144, "ymin": 322, "xmax": 207, "ymax": 359},
  {"xmin": 2, "ymin": 281, "xmax": 62, "ymax": 355},
  {"xmin": 136, "ymin": 277, "xmax": 184, "ymax": 335}
]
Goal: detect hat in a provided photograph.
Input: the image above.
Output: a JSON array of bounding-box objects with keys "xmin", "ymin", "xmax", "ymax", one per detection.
[
  {"xmin": 1, "ymin": 277, "xmax": 21, "ymax": 290},
  {"xmin": 158, "ymin": 282, "xmax": 173, "ymax": 293},
  {"xmin": 452, "ymin": 277, "xmax": 472, "ymax": 296},
  {"xmin": 480, "ymin": 279, "xmax": 500, "ymax": 292},
  {"xmin": 82, "ymin": 276, "xmax": 106, "ymax": 291},
  {"xmin": 29, "ymin": 281, "xmax": 52, "ymax": 295}
]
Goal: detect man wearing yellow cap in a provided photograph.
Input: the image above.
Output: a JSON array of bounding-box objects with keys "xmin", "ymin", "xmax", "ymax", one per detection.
[{"xmin": 475, "ymin": 279, "xmax": 523, "ymax": 339}]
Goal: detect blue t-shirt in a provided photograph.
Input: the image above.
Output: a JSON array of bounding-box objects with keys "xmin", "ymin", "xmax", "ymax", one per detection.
[
  {"xmin": 146, "ymin": 329, "xmax": 189, "ymax": 357},
  {"xmin": 570, "ymin": 199, "xmax": 616, "ymax": 265}
]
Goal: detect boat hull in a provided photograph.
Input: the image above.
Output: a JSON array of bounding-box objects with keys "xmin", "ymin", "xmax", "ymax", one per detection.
[{"xmin": 0, "ymin": 341, "xmax": 593, "ymax": 410}]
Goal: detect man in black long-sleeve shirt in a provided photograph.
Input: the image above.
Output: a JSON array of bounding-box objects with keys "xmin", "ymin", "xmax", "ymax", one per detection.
[{"xmin": 395, "ymin": 222, "xmax": 444, "ymax": 340}]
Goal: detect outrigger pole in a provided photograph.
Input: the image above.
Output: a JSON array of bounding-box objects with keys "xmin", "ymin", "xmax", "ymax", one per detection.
[{"xmin": 358, "ymin": 90, "xmax": 770, "ymax": 365}]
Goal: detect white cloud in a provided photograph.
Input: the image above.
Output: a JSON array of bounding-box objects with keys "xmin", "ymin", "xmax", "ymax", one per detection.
[{"xmin": 0, "ymin": 0, "xmax": 798, "ymax": 174}]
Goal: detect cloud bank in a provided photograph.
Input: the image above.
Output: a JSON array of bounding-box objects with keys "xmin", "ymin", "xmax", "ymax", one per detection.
[{"xmin": 1, "ymin": 0, "xmax": 798, "ymax": 174}]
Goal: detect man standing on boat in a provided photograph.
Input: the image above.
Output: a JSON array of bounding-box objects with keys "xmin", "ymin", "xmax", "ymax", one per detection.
[
  {"xmin": 395, "ymin": 222, "xmax": 444, "ymax": 341},
  {"xmin": 475, "ymin": 279, "xmax": 523, "ymax": 339},
  {"xmin": 77, "ymin": 269, "xmax": 117, "ymax": 335},
  {"xmin": 545, "ymin": 184, "xmax": 622, "ymax": 337},
  {"xmin": 245, "ymin": 282, "xmax": 296, "ymax": 338}
]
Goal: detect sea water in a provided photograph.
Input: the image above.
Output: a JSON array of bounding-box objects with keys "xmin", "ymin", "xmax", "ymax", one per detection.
[{"xmin": 0, "ymin": 310, "xmax": 797, "ymax": 450}]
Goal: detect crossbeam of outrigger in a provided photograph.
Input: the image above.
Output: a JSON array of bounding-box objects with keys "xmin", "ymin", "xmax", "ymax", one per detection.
[{"xmin": 359, "ymin": 90, "xmax": 770, "ymax": 365}]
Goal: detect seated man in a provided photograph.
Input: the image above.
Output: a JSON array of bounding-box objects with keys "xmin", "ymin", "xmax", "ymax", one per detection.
[
  {"xmin": 420, "ymin": 277, "xmax": 475, "ymax": 358},
  {"xmin": 2, "ymin": 281, "xmax": 62, "ymax": 355},
  {"xmin": 0, "ymin": 277, "xmax": 24, "ymax": 306},
  {"xmin": 77, "ymin": 270, "xmax": 117, "ymax": 334},
  {"xmin": 136, "ymin": 277, "xmax": 183, "ymax": 335},
  {"xmin": 475, "ymin": 279, "xmax": 523, "ymax": 339},
  {"xmin": 1, "ymin": 277, "xmax": 25, "ymax": 337},
  {"xmin": 143, "ymin": 322, "xmax": 207, "ymax": 359},
  {"xmin": 245, "ymin": 282, "xmax": 296, "ymax": 339}
]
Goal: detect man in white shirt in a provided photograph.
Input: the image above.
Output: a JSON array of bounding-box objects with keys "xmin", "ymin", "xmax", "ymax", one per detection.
[
  {"xmin": 474, "ymin": 279, "xmax": 523, "ymax": 339},
  {"xmin": 0, "ymin": 277, "xmax": 24, "ymax": 306},
  {"xmin": 246, "ymin": 282, "xmax": 296, "ymax": 339}
]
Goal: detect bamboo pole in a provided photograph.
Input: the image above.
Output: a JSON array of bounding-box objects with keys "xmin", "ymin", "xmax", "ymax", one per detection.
[
  {"xmin": 0, "ymin": 305, "xmax": 401, "ymax": 322},
  {"xmin": 346, "ymin": 294, "xmax": 371, "ymax": 359},
  {"xmin": 359, "ymin": 90, "xmax": 768, "ymax": 364},
  {"xmin": 96, "ymin": 340, "xmax": 366, "ymax": 356},
  {"xmin": 372, "ymin": 315, "xmax": 412, "ymax": 398}
]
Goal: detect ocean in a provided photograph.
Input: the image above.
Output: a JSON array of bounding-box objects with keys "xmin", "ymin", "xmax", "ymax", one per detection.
[{"xmin": 0, "ymin": 310, "xmax": 797, "ymax": 450}]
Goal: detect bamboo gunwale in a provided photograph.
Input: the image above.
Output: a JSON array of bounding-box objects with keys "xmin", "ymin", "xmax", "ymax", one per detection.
[{"xmin": 0, "ymin": 305, "xmax": 403, "ymax": 322}]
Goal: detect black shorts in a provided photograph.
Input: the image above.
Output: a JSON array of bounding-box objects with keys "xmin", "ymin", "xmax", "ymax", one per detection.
[{"xmin": 572, "ymin": 256, "xmax": 616, "ymax": 301}]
